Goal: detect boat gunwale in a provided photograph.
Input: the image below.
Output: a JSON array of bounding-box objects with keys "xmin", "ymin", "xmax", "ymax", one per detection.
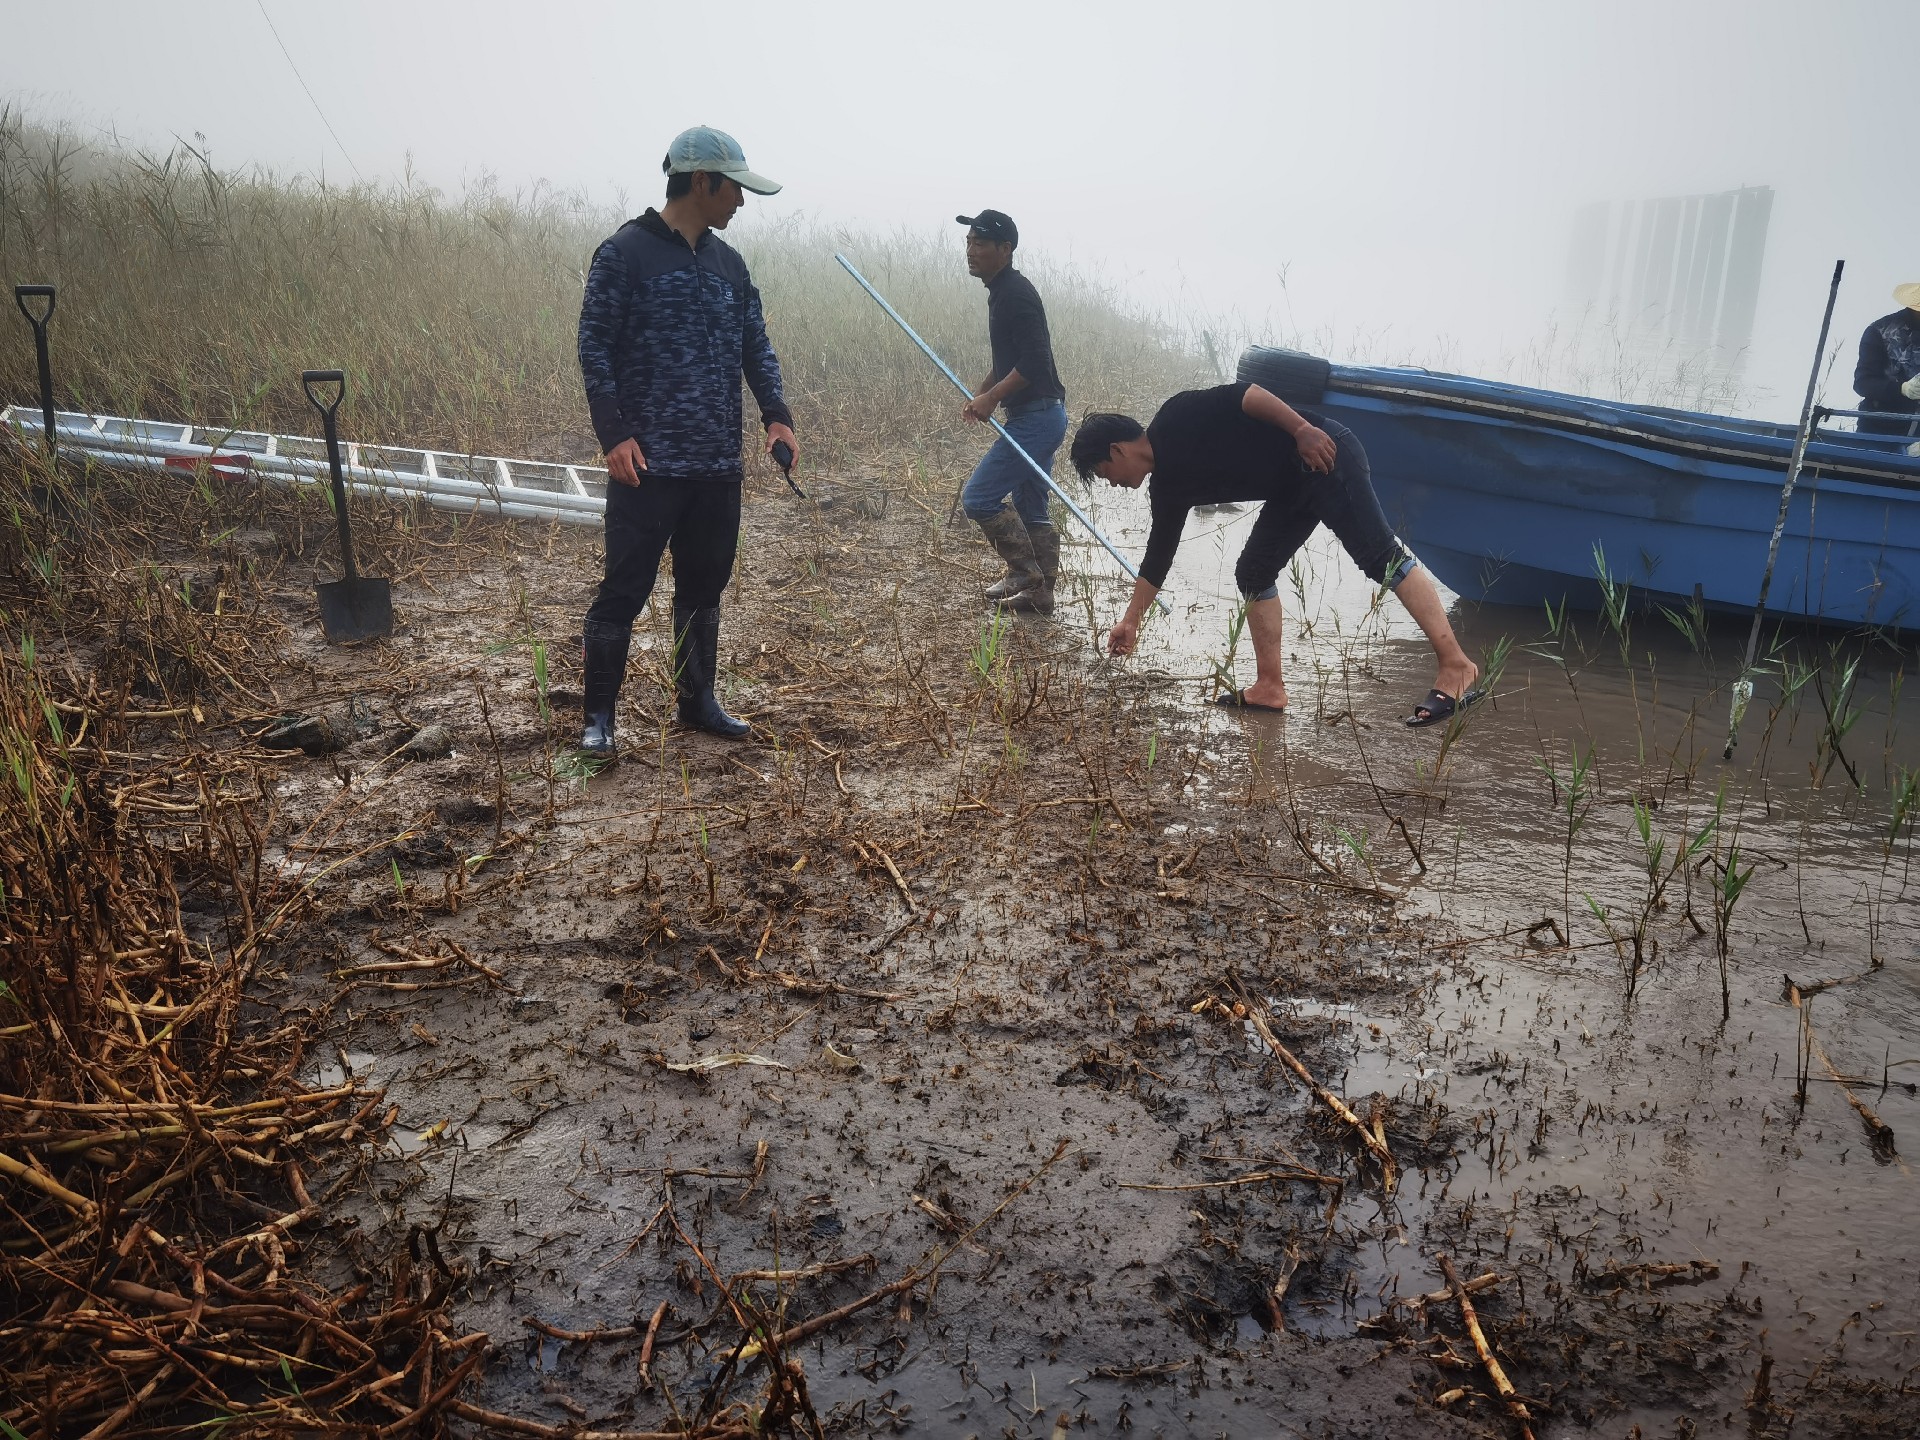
[{"xmin": 1326, "ymin": 372, "xmax": 1920, "ymax": 495}]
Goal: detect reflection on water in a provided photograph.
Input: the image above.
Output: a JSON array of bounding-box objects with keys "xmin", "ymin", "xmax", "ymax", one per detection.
[{"xmin": 1067, "ymin": 489, "xmax": 1919, "ymax": 1415}]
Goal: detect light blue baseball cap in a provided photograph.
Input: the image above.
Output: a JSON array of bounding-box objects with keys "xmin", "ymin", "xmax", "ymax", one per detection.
[{"xmin": 662, "ymin": 126, "xmax": 781, "ymax": 196}]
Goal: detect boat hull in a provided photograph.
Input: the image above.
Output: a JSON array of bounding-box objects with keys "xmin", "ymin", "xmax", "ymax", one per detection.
[{"xmin": 1314, "ymin": 373, "xmax": 1919, "ymax": 633}]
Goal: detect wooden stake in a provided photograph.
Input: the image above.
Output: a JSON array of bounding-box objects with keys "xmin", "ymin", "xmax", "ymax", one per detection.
[
  {"xmin": 1789, "ymin": 984, "xmax": 1900, "ymax": 1158},
  {"xmin": 1221, "ymin": 984, "xmax": 1396, "ymax": 1189},
  {"xmin": 1438, "ymin": 1252, "xmax": 1534, "ymax": 1440}
]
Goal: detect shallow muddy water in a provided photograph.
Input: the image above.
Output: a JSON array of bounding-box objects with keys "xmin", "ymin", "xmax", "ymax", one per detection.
[
  {"xmin": 1070, "ymin": 488, "xmax": 1920, "ymax": 1429},
  {"xmin": 193, "ymin": 476, "xmax": 1920, "ymax": 1439}
]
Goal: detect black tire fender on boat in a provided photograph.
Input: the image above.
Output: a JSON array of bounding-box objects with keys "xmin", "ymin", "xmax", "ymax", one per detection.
[{"xmin": 1235, "ymin": 346, "xmax": 1331, "ymax": 406}]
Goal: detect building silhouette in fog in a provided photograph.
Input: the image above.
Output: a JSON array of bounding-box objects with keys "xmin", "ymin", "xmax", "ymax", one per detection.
[{"xmin": 1564, "ymin": 185, "xmax": 1773, "ymax": 391}]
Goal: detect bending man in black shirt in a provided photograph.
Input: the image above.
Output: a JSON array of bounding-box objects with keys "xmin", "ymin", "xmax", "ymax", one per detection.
[
  {"xmin": 956, "ymin": 210, "xmax": 1069, "ymax": 614},
  {"xmin": 1071, "ymin": 383, "xmax": 1480, "ymax": 727}
]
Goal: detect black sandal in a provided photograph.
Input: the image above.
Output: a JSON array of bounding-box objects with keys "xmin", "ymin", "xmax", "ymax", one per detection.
[
  {"xmin": 1406, "ymin": 687, "xmax": 1483, "ymax": 728},
  {"xmin": 1214, "ymin": 689, "xmax": 1287, "ymax": 713}
]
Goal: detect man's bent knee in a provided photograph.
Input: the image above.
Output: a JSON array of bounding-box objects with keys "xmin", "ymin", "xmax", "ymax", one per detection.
[
  {"xmin": 1381, "ymin": 549, "xmax": 1418, "ymax": 590},
  {"xmin": 1234, "ymin": 550, "xmax": 1283, "ymax": 597}
]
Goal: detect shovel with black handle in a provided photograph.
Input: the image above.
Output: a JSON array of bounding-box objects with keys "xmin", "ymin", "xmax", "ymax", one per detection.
[
  {"xmin": 302, "ymin": 369, "xmax": 393, "ymax": 642},
  {"xmin": 13, "ymin": 285, "xmax": 57, "ymax": 457}
]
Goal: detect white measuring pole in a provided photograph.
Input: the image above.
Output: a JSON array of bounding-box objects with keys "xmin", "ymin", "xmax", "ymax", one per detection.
[{"xmin": 834, "ymin": 253, "xmax": 1171, "ymax": 616}]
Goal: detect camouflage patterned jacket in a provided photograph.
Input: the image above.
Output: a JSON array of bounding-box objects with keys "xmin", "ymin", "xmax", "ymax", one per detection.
[
  {"xmin": 577, "ymin": 209, "xmax": 791, "ymax": 479},
  {"xmin": 1853, "ymin": 308, "xmax": 1920, "ymax": 421}
]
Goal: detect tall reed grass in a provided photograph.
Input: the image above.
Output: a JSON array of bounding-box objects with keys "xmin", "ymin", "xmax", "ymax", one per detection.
[{"xmin": 0, "ymin": 110, "xmax": 1208, "ymax": 473}]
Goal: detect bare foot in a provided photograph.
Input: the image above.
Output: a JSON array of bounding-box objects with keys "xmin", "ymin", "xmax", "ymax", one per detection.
[{"xmin": 1433, "ymin": 659, "xmax": 1479, "ymax": 702}]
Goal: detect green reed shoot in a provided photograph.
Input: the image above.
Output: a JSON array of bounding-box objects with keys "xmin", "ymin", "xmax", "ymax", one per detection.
[
  {"xmin": 1712, "ymin": 843, "xmax": 1755, "ymax": 1021},
  {"xmin": 1623, "ymin": 793, "xmax": 1700, "ymax": 1000},
  {"xmin": 1657, "ymin": 590, "xmax": 1709, "ymax": 652},
  {"xmin": 1287, "ymin": 556, "xmax": 1313, "ymax": 632},
  {"xmin": 1813, "ymin": 648, "xmax": 1863, "ymax": 787},
  {"xmin": 1592, "ymin": 541, "xmax": 1632, "ymax": 658},
  {"xmin": 532, "ymin": 638, "xmax": 550, "ymax": 724},
  {"xmin": 1888, "ymin": 764, "xmax": 1918, "ymax": 857},
  {"xmin": 1535, "ymin": 741, "xmax": 1594, "ymax": 933},
  {"xmin": 552, "ymin": 748, "xmax": 606, "ymax": 782},
  {"xmin": 1334, "ymin": 824, "xmax": 1378, "ymax": 888},
  {"xmin": 1631, "ymin": 796, "xmax": 1667, "ymax": 888},
  {"xmin": 1675, "ymin": 787, "xmax": 1723, "ymax": 937},
  {"xmin": 1584, "ymin": 891, "xmax": 1622, "ymax": 953},
  {"xmin": 1775, "ymin": 648, "xmax": 1818, "ymax": 710},
  {"xmin": 1207, "ymin": 600, "xmax": 1249, "ymax": 700},
  {"xmin": 969, "ymin": 609, "xmax": 1010, "ymax": 689},
  {"xmin": 1524, "ymin": 596, "xmax": 1576, "ymax": 673}
]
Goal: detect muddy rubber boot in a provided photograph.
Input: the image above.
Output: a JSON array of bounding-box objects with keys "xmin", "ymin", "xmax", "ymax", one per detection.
[
  {"xmin": 978, "ymin": 507, "xmax": 1039, "ymax": 602},
  {"xmin": 1005, "ymin": 522, "xmax": 1058, "ymax": 616},
  {"xmin": 672, "ymin": 605, "xmax": 750, "ymax": 740},
  {"xmin": 579, "ymin": 619, "xmax": 630, "ymax": 760}
]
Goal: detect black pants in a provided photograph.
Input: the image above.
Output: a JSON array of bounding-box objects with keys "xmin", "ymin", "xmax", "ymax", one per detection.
[
  {"xmin": 1234, "ymin": 418, "xmax": 1411, "ymax": 598},
  {"xmin": 585, "ymin": 476, "xmax": 741, "ymax": 630}
]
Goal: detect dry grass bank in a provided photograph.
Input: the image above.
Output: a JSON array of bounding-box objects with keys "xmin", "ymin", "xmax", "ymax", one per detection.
[{"xmin": 0, "ymin": 111, "xmax": 1208, "ymax": 471}]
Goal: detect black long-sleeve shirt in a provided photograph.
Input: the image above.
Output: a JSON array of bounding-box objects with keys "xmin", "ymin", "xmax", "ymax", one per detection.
[
  {"xmin": 1854, "ymin": 308, "xmax": 1920, "ymax": 431},
  {"xmin": 984, "ymin": 267, "xmax": 1064, "ymax": 408},
  {"xmin": 1139, "ymin": 383, "xmax": 1326, "ymax": 588}
]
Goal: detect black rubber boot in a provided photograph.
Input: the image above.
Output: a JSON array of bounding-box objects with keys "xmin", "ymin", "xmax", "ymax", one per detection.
[
  {"xmin": 1005, "ymin": 522, "xmax": 1058, "ymax": 615},
  {"xmin": 579, "ymin": 619, "xmax": 630, "ymax": 760},
  {"xmin": 672, "ymin": 605, "xmax": 750, "ymax": 739},
  {"xmin": 978, "ymin": 507, "xmax": 1039, "ymax": 601}
]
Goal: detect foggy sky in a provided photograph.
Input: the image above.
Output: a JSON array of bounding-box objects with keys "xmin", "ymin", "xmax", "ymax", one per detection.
[{"xmin": 3, "ymin": 0, "xmax": 1913, "ymax": 415}]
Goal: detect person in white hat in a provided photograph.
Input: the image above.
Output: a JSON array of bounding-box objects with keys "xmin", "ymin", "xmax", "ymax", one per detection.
[
  {"xmin": 575, "ymin": 126, "xmax": 798, "ymax": 756},
  {"xmin": 1852, "ymin": 282, "xmax": 1920, "ymax": 435}
]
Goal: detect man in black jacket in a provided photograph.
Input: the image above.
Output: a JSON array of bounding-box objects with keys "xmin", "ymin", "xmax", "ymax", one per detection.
[
  {"xmin": 576, "ymin": 126, "xmax": 798, "ymax": 756},
  {"xmin": 1853, "ymin": 282, "xmax": 1920, "ymax": 436}
]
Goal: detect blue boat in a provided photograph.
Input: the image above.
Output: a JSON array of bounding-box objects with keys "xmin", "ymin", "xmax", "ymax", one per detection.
[{"xmin": 1238, "ymin": 350, "xmax": 1920, "ymax": 633}]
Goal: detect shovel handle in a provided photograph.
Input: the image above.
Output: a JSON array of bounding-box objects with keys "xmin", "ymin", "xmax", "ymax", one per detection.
[
  {"xmin": 301, "ymin": 368, "xmax": 346, "ymax": 419},
  {"xmin": 14, "ymin": 284, "xmax": 54, "ymax": 329},
  {"xmin": 300, "ymin": 369, "xmax": 357, "ymax": 583}
]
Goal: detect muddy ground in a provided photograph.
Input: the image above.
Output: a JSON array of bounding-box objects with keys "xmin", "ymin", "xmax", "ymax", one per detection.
[{"xmin": 36, "ymin": 467, "xmax": 1920, "ymax": 1439}]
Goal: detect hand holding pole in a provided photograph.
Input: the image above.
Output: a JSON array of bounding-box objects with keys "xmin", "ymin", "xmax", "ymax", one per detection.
[{"xmin": 835, "ymin": 254, "xmax": 1171, "ymax": 617}]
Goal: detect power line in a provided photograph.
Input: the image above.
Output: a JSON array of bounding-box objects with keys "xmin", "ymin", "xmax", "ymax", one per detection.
[{"xmin": 255, "ymin": 0, "xmax": 365, "ymax": 182}]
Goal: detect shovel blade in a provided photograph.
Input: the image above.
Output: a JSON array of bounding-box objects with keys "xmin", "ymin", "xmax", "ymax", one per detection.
[{"xmin": 316, "ymin": 576, "xmax": 394, "ymax": 643}]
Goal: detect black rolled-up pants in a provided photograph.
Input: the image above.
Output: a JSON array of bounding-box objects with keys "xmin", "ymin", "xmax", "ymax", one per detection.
[
  {"xmin": 585, "ymin": 475, "xmax": 740, "ymax": 631},
  {"xmin": 1232, "ymin": 418, "xmax": 1412, "ymax": 599}
]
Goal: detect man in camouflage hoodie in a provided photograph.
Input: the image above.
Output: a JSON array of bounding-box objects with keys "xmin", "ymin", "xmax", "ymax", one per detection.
[
  {"xmin": 577, "ymin": 126, "xmax": 797, "ymax": 755},
  {"xmin": 1853, "ymin": 282, "xmax": 1920, "ymax": 437}
]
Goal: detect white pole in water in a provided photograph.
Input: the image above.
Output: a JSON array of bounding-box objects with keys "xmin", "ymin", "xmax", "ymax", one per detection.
[
  {"xmin": 834, "ymin": 253, "xmax": 1172, "ymax": 617},
  {"xmin": 1723, "ymin": 258, "xmax": 1845, "ymax": 760}
]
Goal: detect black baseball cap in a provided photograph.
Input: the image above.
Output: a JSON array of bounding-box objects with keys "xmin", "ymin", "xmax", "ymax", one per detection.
[{"xmin": 957, "ymin": 210, "xmax": 1018, "ymax": 247}]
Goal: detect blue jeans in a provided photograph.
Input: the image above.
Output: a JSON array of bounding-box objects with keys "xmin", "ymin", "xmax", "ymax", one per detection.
[{"xmin": 960, "ymin": 399, "xmax": 1068, "ymax": 527}]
